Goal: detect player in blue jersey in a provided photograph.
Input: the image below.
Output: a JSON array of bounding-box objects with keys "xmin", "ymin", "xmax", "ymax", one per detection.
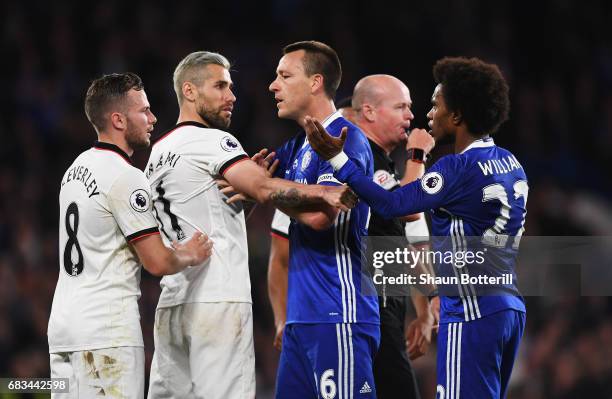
[
  {"xmin": 304, "ymin": 57, "xmax": 527, "ymax": 399},
  {"xmin": 268, "ymin": 41, "xmax": 380, "ymax": 398}
]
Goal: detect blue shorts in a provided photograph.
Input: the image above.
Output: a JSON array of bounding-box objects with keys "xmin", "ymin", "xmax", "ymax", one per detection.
[
  {"xmin": 436, "ymin": 309, "xmax": 526, "ymax": 399},
  {"xmin": 275, "ymin": 323, "xmax": 380, "ymax": 399}
]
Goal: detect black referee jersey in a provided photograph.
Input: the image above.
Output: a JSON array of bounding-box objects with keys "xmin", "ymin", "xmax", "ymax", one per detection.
[{"xmin": 368, "ymin": 139, "xmax": 421, "ymax": 399}]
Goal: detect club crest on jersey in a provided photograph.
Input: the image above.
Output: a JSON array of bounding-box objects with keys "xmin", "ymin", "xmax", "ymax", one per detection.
[
  {"xmin": 130, "ymin": 189, "xmax": 150, "ymax": 212},
  {"xmin": 301, "ymin": 150, "xmax": 312, "ymax": 170},
  {"xmin": 421, "ymin": 172, "xmax": 444, "ymax": 194},
  {"xmin": 220, "ymin": 136, "xmax": 240, "ymax": 152}
]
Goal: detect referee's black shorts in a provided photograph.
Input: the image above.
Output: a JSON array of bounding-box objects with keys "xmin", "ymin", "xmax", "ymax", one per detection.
[{"xmin": 374, "ymin": 296, "xmax": 421, "ymax": 399}]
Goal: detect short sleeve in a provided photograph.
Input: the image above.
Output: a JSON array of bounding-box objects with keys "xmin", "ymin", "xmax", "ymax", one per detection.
[
  {"xmin": 108, "ymin": 168, "xmax": 159, "ymax": 242},
  {"xmin": 206, "ymin": 131, "xmax": 249, "ymax": 176},
  {"xmin": 411, "ymin": 155, "xmax": 463, "ymax": 209},
  {"xmin": 270, "ymin": 209, "xmax": 290, "ymax": 239}
]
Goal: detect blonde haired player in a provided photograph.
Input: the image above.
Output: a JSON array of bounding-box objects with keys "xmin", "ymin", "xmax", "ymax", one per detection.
[{"xmin": 146, "ymin": 51, "xmax": 355, "ymax": 399}]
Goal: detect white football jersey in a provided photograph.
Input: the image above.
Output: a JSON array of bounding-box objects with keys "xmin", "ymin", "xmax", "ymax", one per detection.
[
  {"xmin": 48, "ymin": 142, "xmax": 159, "ymax": 353},
  {"xmin": 146, "ymin": 121, "xmax": 251, "ymax": 307}
]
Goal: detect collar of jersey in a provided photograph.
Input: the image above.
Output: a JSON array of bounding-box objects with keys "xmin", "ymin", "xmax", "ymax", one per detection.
[
  {"xmin": 460, "ymin": 136, "xmax": 495, "ymax": 154},
  {"xmin": 174, "ymin": 121, "xmax": 208, "ymax": 129},
  {"xmin": 93, "ymin": 141, "xmax": 132, "ymax": 164},
  {"xmin": 153, "ymin": 121, "xmax": 209, "ymax": 145},
  {"xmin": 302, "ymin": 110, "xmax": 343, "ymax": 149}
]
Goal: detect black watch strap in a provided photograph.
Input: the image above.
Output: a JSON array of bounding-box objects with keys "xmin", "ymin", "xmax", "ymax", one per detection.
[{"xmin": 427, "ymin": 288, "xmax": 439, "ymax": 301}]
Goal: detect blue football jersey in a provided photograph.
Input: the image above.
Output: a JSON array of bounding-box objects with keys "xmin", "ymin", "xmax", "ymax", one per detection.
[
  {"xmin": 335, "ymin": 137, "xmax": 528, "ymax": 324},
  {"xmin": 274, "ymin": 111, "xmax": 379, "ymax": 325}
]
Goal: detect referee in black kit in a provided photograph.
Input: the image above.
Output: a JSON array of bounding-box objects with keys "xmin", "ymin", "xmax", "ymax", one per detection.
[{"xmin": 337, "ymin": 74, "xmax": 437, "ymax": 399}]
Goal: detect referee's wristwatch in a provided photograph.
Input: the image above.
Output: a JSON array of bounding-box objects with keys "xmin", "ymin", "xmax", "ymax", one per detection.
[
  {"xmin": 427, "ymin": 288, "xmax": 439, "ymax": 302},
  {"xmin": 406, "ymin": 148, "xmax": 429, "ymax": 164}
]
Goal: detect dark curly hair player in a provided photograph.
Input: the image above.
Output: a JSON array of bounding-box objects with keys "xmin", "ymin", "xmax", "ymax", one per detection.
[
  {"xmin": 302, "ymin": 56, "xmax": 528, "ymax": 399},
  {"xmin": 432, "ymin": 56, "xmax": 510, "ymax": 138}
]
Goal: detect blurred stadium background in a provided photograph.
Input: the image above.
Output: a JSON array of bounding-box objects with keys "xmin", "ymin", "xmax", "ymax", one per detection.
[{"xmin": 1, "ymin": 0, "xmax": 612, "ymax": 397}]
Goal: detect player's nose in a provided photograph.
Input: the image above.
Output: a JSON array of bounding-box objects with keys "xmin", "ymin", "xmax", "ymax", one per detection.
[
  {"xmin": 269, "ymin": 79, "xmax": 279, "ymax": 93},
  {"xmin": 227, "ymin": 89, "xmax": 236, "ymax": 103}
]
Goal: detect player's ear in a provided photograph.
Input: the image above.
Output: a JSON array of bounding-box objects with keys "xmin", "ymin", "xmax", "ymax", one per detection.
[
  {"xmin": 110, "ymin": 111, "xmax": 126, "ymax": 131},
  {"xmin": 362, "ymin": 103, "xmax": 376, "ymax": 123},
  {"xmin": 451, "ymin": 110, "xmax": 463, "ymax": 126},
  {"xmin": 182, "ymin": 82, "xmax": 197, "ymax": 102},
  {"xmin": 311, "ymin": 74, "xmax": 324, "ymax": 94}
]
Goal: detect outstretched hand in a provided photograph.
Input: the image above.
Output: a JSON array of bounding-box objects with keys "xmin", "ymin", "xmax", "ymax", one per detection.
[
  {"xmin": 251, "ymin": 148, "xmax": 279, "ymax": 172},
  {"xmin": 303, "ymin": 116, "xmax": 347, "ymax": 160}
]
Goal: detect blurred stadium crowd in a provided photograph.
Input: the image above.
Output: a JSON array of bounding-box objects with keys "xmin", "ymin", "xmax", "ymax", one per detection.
[{"xmin": 1, "ymin": 0, "xmax": 611, "ymax": 397}]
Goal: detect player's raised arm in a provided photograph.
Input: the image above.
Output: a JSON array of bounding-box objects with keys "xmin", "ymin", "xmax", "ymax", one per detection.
[
  {"xmin": 222, "ymin": 157, "xmax": 358, "ymax": 211},
  {"xmin": 304, "ymin": 117, "xmax": 439, "ymax": 218}
]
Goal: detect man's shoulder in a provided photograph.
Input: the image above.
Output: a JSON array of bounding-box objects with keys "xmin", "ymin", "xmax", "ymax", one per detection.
[
  {"xmin": 80, "ymin": 146, "xmax": 142, "ymax": 175},
  {"xmin": 153, "ymin": 122, "xmax": 236, "ymax": 147},
  {"xmin": 62, "ymin": 147, "xmax": 142, "ymax": 196},
  {"xmin": 151, "ymin": 123, "xmax": 245, "ymax": 163},
  {"xmin": 328, "ymin": 116, "xmax": 362, "ymax": 136}
]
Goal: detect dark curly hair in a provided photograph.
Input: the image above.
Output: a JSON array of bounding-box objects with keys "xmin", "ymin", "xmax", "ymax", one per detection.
[
  {"xmin": 84, "ymin": 72, "xmax": 144, "ymax": 132},
  {"xmin": 433, "ymin": 57, "xmax": 510, "ymax": 136}
]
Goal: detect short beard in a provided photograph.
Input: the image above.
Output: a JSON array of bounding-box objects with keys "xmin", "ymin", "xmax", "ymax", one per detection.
[
  {"xmin": 125, "ymin": 121, "xmax": 150, "ymax": 151},
  {"xmin": 197, "ymin": 103, "xmax": 231, "ymax": 130}
]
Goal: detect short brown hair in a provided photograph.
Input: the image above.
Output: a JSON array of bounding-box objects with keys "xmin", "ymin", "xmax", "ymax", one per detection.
[
  {"xmin": 84, "ymin": 72, "xmax": 144, "ymax": 132},
  {"xmin": 283, "ymin": 41, "xmax": 341, "ymax": 99}
]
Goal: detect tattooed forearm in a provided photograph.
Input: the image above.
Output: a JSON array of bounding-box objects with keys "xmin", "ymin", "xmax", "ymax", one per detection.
[{"xmin": 269, "ymin": 188, "xmax": 318, "ymax": 208}]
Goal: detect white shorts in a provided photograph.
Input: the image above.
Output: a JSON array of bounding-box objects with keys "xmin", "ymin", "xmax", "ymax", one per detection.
[
  {"xmin": 50, "ymin": 346, "xmax": 144, "ymax": 398},
  {"xmin": 148, "ymin": 302, "xmax": 255, "ymax": 399}
]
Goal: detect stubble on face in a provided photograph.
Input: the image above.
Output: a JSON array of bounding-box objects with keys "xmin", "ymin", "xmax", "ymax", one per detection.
[
  {"xmin": 196, "ymin": 97, "xmax": 231, "ymax": 130},
  {"xmin": 123, "ymin": 90, "xmax": 153, "ymax": 150},
  {"xmin": 124, "ymin": 117, "xmax": 150, "ymax": 150}
]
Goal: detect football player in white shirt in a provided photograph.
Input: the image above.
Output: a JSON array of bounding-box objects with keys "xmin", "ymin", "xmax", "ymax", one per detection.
[
  {"xmin": 145, "ymin": 51, "xmax": 357, "ymax": 399},
  {"xmin": 48, "ymin": 73, "xmax": 213, "ymax": 399}
]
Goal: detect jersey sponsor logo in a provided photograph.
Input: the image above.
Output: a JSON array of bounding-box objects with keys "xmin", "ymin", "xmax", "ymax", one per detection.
[
  {"xmin": 301, "ymin": 150, "xmax": 312, "ymax": 170},
  {"xmin": 130, "ymin": 189, "xmax": 150, "ymax": 212},
  {"xmin": 220, "ymin": 136, "xmax": 240, "ymax": 152},
  {"xmin": 373, "ymin": 169, "xmax": 398, "ymax": 190},
  {"xmin": 421, "ymin": 172, "xmax": 444, "ymax": 194}
]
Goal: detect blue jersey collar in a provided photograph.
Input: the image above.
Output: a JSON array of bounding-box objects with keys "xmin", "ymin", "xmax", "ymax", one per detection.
[{"xmin": 460, "ymin": 136, "xmax": 495, "ymax": 154}]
